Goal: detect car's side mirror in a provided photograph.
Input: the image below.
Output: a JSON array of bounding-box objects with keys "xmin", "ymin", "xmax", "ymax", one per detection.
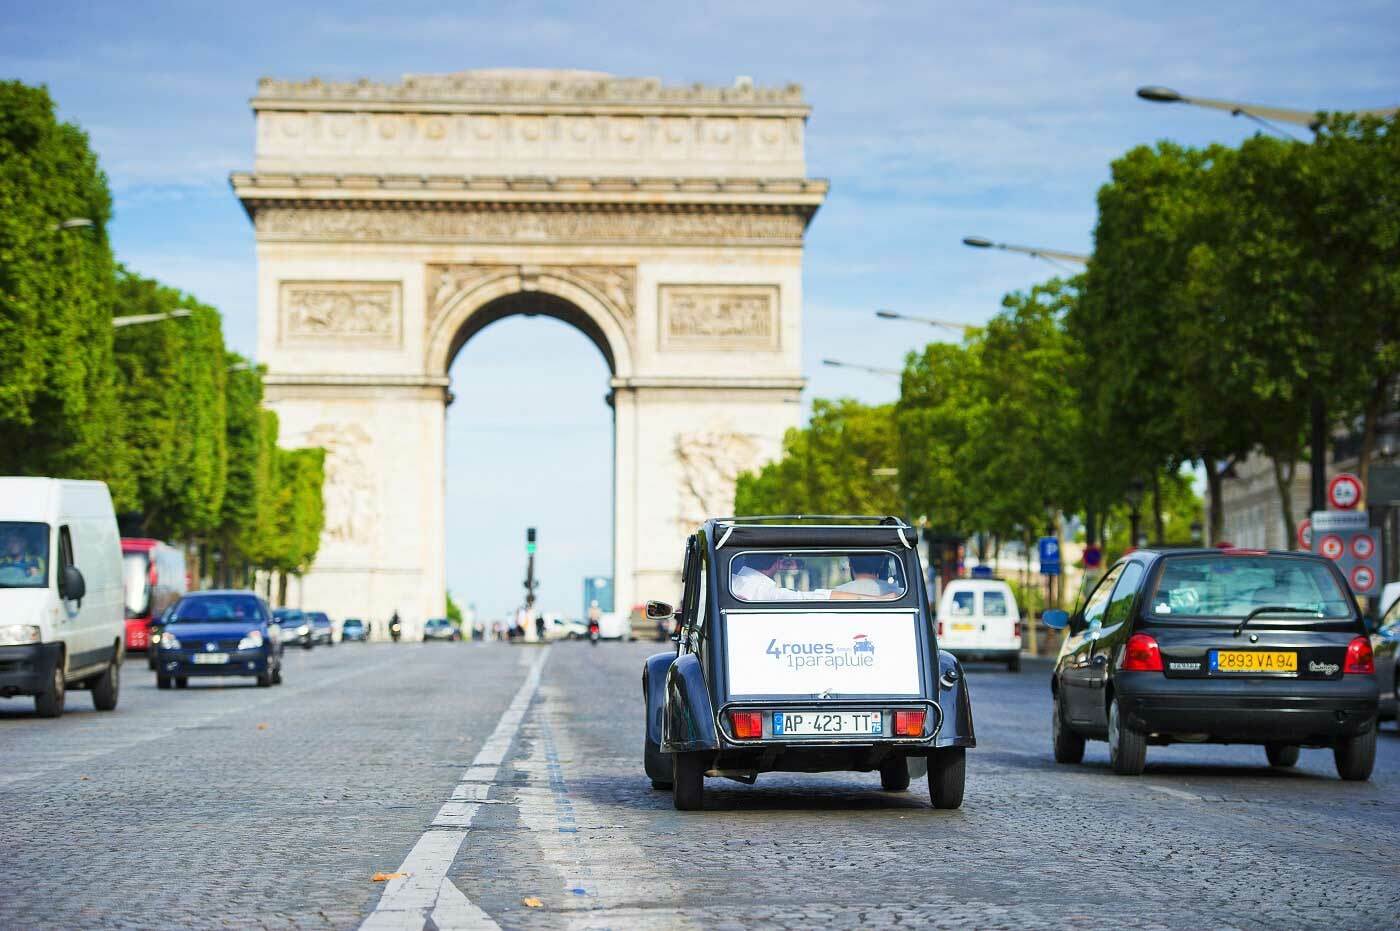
[
  {"xmin": 60, "ymin": 565, "xmax": 86, "ymax": 602},
  {"xmin": 645, "ymin": 600, "xmax": 674, "ymax": 620},
  {"xmin": 1041, "ymin": 609, "xmax": 1069, "ymax": 630}
]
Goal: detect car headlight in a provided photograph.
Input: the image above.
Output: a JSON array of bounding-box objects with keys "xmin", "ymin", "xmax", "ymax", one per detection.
[
  {"xmin": 0, "ymin": 624, "xmax": 41, "ymax": 646},
  {"xmin": 238, "ymin": 630, "xmax": 264, "ymax": 651},
  {"xmin": 160, "ymin": 631, "xmax": 181, "ymax": 649},
  {"xmin": 298, "ymin": 624, "xmax": 309, "ymax": 635}
]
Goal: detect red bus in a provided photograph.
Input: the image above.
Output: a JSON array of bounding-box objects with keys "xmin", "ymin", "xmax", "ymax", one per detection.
[{"xmin": 121, "ymin": 538, "xmax": 188, "ymax": 651}]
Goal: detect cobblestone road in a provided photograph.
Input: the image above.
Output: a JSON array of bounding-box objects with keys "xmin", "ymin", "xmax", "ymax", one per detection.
[{"xmin": 2, "ymin": 640, "xmax": 1397, "ymax": 929}]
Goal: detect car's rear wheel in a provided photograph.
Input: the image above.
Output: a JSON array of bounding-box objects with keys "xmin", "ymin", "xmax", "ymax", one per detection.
[
  {"xmin": 672, "ymin": 752, "xmax": 705, "ymax": 811},
  {"xmin": 92, "ymin": 658, "xmax": 120, "ymax": 711},
  {"xmin": 34, "ymin": 663, "xmax": 65, "ymax": 718},
  {"xmin": 1265, "ymin": 743, "xmax": 1299, "ymax": 768},
  {"xmin": 1334, "ymin": 727, "xmax": 1376, "ymax": 781},
  {"xmin": 1007, "ymin": 654, "xmax": 1021, "ymax": 673},
  {"xmin": 1108, "ymin": 697, "xmax": 1146, "ymax": 775},
  {"xmin": 1052, "ymin": 692, "xmax": 1085, "ymax": 764},
  {"xmin": 157, "ymin": 674, "xmax": 172, "ymax": 690},
  {"xmin": 927, "ymin": 748, "xmax": 965, "ymax": 809},
  {"xmin": 880, "ymin": 757, "xmax": 911, "ymax": 791}
]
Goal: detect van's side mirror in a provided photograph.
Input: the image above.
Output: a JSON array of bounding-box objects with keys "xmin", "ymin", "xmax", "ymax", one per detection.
[
  {"xmin": 61, "ymin": 565, "xmax": 86, "ymax": 602},
  {"xmin": 1041, "ymin": 609, "xmax": 1069, "ymax": 630},
  {"xmin": 645, "ymin": 600, "xmax": 674, "ymax": 620}
]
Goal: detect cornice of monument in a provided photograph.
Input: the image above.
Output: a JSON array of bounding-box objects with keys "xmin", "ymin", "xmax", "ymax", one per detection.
[{"xmin": 253, "ymin": 69, "xmax": 810, "ymax": 116}]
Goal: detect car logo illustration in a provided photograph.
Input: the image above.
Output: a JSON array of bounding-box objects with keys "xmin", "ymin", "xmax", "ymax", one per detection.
[
  {"xmin": 205, "ymin": 642, "xmax": 218, "ymax": 651},
  {"xmin": 852, "ymin": 634, "xmax": 874, "ymax": 654}
]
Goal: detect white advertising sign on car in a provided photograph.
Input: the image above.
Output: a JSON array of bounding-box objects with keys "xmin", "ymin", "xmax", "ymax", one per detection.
[{"xmin": 725, "ymin": 611, "xmax": 922, "ymax": 696}]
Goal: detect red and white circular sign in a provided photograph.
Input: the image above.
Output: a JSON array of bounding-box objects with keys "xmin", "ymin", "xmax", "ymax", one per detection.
[
  {"xmin": 1328, "ymin": 473, "xmax": 1363, "ymax": 510},
  {"xmin": 1296, "ymin": 518, "xmax": 1312, "ymax": 551},
  {"xmin": 1319, "ymin": 534, "xmax": 1345, "ymax": 560},
  {"xmin": 1350, "ymin": 534, "xmax": 1376, "ymax": 560},
  {"xmin": 1350, "ymin": 565, "xmax": 1377, "ymax": 593}
]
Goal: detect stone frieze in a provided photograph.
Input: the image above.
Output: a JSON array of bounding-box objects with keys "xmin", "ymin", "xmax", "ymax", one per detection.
[
  {"xmin": 658, "ymin": 285, "xmax": 780, "ymax": 351},
  {"xmin": 279, "ymin": 281, "xmax": 402, "ymax": 346}
]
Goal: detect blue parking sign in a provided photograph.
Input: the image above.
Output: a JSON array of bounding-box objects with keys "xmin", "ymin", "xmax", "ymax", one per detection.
[{"xmin": 1038, "ymin": 536, "xmax": 1061, "ymax": 576}]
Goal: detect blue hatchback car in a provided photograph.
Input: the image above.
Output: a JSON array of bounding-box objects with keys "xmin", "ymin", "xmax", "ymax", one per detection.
[{"xmin": 155, "ymin": 590, "xmax": 283, "ymax": 690}]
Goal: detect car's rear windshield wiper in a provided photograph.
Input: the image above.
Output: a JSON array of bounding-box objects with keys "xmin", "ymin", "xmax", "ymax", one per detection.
[{"xmin": 1233, "ymin": 605, "xmax": 1320, "ymax": 638}]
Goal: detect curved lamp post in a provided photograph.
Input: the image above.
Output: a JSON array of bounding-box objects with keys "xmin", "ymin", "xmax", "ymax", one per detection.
[
  {"xmin": 875, "ymin": 309, "xmax": 972, "ymax": 334},
  {"xmin": 112, "ymin": 310, "xmax": 193, "ymax": 329},
  {"xmin": 962, "ymin": 236, "xmax": 1089, "ymax": 270},
  {"xmin": 821, "ymin": 358, "xmax": 902, "ymax": 379}
]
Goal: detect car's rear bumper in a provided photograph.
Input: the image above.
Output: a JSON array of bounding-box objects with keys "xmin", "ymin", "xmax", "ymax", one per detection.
[
  {"xmin": 944, "ymin": 647, "xmax": 1019, "ymax": 662},
  {"xmin": 0, "ymin": 642, "xmax": 63, "ymax": 697},
  {"xmin": 1118, "ymin": 671, "xmax": 1379, "ymax": 743},
  {"xmin": 157, "ymin": 651, "xmax": 271, "ymax": 677}
]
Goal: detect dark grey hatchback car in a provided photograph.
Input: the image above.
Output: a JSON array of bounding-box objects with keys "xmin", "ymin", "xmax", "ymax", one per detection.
[{"xmin": 1043, "ymin": 548, "xmax": 1378, "ymax": 781}]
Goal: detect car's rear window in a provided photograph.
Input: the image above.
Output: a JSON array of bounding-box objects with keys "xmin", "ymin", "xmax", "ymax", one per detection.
[
  {"xmin": 729, "ymin": 550, "xmax": 907, "ymax": 603},
  {"xmin": 982, "ymin": 591, "xmax": 1009, "ymax": 616},
  {"xmin": 1148, "ymin": 555, "xmax": 1351, "ymax": 620}
]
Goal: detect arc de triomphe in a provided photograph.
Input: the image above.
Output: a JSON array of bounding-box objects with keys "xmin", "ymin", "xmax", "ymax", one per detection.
[{"xmin": 232, "ymin": 69, "xmax": 826, "ymax": 634}]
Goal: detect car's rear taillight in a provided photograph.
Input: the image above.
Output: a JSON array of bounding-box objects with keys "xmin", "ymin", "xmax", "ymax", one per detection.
[
  {"xmin": 730, "ymin": 711, "xmax": 763, "ymax": 738},
  {"xmin": 894, "ymin": 710, "xmax": 925, "ymax": 736},
  {"xmin": 1343, "ymin": 637, "xmax": 1375, "ymax": 675},
  {"xmin": 937, "ymin": 620, "xmax": 944, "ymax": 638},
  {"xmin": 1013, "ymin": 621, "xmax": 1021, "ymax": 640},
  {"xmin": 1121, "ymin": 633, "xmax": 1163, "ymax": 672}
]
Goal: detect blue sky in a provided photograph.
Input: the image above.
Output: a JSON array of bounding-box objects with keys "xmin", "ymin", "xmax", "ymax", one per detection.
[{"xmin": 6, "ymin": 0, "xmax": 1397, "ymax": 618}]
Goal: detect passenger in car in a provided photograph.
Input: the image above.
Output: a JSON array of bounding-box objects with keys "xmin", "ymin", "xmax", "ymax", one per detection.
[
  {"xmin": 730, "ymin": 554, "xmax": 833, "ymax": 602},
  {"xmin": 834, "ymin": 554, "xmax": 900, "ymax": 599}
]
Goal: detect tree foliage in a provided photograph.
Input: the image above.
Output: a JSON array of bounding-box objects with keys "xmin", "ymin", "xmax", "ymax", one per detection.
[{"xmin": 0, "ymin": 81, "xmax": 123, "ymax": 484}]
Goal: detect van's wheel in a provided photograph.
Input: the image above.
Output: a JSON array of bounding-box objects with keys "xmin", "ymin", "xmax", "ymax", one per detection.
[
  {"xmin": 35, "ymin": 663, "xmax": 65, "ymax": 718},
  {"xmin": 92, "ymin": 659, "xmax": 120, "ymax": 711},
  {"xmin": 1334, "ymin": 727, "xmax": 1376, "ymax": 781},
  {"xmin": 927, "ymin": 748, "xmax": 965, "ymax": 809},
  {"xmin": 672, "ymin": 752, "xmax": 705, "ymax": 810},
  {"xmin": 1052, "ymin": 693, "xmax": 1085, "ymax": 764},
  {"xmin": 1108, "ymin": 697, "xmax": 1147, "ymax": 775},
  {"xmin": 1265, "ymin": 743, "xmax": 1299, "ymax": 768},
  {"xmin": 175, "ymin": 677, "xmax": 189, "ymax": 689},
  {"xmin": 1007, "ymin": 654, "xmax": 1021, "ymax": 673},
  {"xmin": 880, "ymin": 757, "xmax": 911, "ymax": 791},
  {"xmin": 157, "ymin": 675, "xmax": 172, "ymax": 690}
]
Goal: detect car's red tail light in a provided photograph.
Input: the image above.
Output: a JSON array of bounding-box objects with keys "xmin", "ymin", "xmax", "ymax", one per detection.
[
  {"xmin": 894, "ymin": 710, "xmax": 925, "ymax": 736},
  {"xmin": 937, "ymin": 620, "xmax": 944, "ymax": 637},
  {"xmin": 1013, "ymin": 621, "xmax": 1021, "ymax": 640},
  {"xmin": 1343, "ymin": 637, "xmax": 1374, "ymax": 675},
  {"xmin": 730, "ymin": 711, "xmax": 763, "ymax": 738},
  {"xmin": 1121, "ymin": 633, "xmax": 1163, "ymax": 672}
]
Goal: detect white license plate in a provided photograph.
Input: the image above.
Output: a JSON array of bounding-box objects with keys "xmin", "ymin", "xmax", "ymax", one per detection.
[
  {"xmin": 192, "ymin": 653, "xmax": 229, "ymax": 664},
  {"xmin": 772, "ymin": 710, "xmax": 882, "ymax": 737}
]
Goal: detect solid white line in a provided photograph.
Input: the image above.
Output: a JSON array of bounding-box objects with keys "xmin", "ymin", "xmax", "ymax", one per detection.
[{"xmin": 360, "ymin": 647, "xmax": 549, "ymax": 931}]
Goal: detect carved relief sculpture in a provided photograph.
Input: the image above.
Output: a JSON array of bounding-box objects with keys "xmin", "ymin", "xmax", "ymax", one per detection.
[
  {"xmin": 280, "ymin": 281, "xmax": 402, "ymax": 346},
  {"xmin": 659, "ymin": 284, "xmax": 779, "ymax": 351},
  {"xmin": 427, "ymin": 263, "xmax": 635, "ymax": 332},
  {"xmin": 675, "ymin": 431, "xmax": 765, "ymax": 533},
  {"xmin": 305, "ymin": 423, "xmax": 377, "ymax": 545}
]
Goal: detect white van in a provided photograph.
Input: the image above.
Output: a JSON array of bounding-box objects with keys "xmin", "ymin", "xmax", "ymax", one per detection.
[
  {"xmin": 936, "ymin": 578, "xmax": 1023, "ymax": 671},
  {"xmin": 0, "ymin": 478, "xmax": 125, "ymax": 717}
]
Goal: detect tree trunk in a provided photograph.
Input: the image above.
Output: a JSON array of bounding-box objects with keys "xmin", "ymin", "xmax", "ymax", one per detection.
[
  {"xmin": 276, "ymin": 571, "xmax": 288, "ymax": 607},
  {"xmin": 1205, "ymin": 459, "xmax": 1225, "ymax": 545},
  {"xmin": 1151, "ymin": 472, "xmax": 1165, "ymax": 543},
  {"xmin": 1084, "ymin": 503, "xmax": 1097, "ymax": 546},
  {"xmin": 1357, "ymin": 373, "xmax": 1391, "ymax": 498},
  {"xmin": 1271, "ymin": 456, "xmax": 1298, "ymax": 549}
]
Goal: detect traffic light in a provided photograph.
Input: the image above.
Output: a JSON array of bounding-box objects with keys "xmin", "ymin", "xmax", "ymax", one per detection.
[{"xmin": 526, "ymin": 527, "xmax": 537, "ymax": 555}]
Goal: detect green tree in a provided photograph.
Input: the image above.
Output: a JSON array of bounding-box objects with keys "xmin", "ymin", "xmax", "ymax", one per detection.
[
  {"xmin": 446, "ymin": 591, "xmax": 464, "ymax": 627},
  {"xmin": 896, "ymin": 341, "xmax": 983, "ymax": 536},
  {"xmin": 734, "ymin": 399, "xmax": 900, "ymax": 517},
  {"xmin": 214, "ymin": 355, "xmax": 264, "ymax": 584},
  {"xmin": 269, "ymin": 446, "xmax": 325, "ymax": 603},
  {"xmin": 0, "ymin": 81, "xmax": 124, "ymax": 486}
]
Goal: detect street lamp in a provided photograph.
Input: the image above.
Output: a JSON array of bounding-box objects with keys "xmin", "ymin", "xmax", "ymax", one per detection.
[
  {"xmin": 821, "ymin": 358, "xmax": 902, "ymax": 379},
  {"xmin": 1135, "ymin": 85, "xmax": 1398, "ymax": 137},
  {"xmin": 50, "ymin": 217, "xmax": 95, "ymax": 233},
  {"xmin": 875, "ymin": 310, "xmax": 972, "ymax": 335},
  {"xmin": 962, "ymin": 235, "xmax": 1090, "ymax": 271},
  {"xmin": 1125, "ymin": 478, "xmax": 1146, "ymax": 550},
  {"xmin": 112, "ymin": 310, "xmax": 193, "ymax": 329}
]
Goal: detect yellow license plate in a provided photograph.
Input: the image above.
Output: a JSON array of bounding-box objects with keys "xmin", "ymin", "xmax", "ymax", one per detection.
[
  {"xmin": 952, "ymin": 623, "xmax": 976, "ymax": 632},
  {"xmin": 1211, "ymin": 650, "xmax": 1296, "ymax": 673}
]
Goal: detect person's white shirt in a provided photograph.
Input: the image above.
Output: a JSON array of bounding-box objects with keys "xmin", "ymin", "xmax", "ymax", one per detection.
[
  {"xmin": 731, "ymin": 565, "xmax": 831, "ymax": 602},
  {"xmin": 833, "ymin": 576, "xmax": 898, "ymax": 598}
]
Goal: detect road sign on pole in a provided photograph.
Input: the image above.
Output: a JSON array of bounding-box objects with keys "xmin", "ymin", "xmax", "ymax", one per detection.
[
  {"xmin": 1296, "ymin": 518, "xmax": 1312, "ymax": 551},
  {"xmin": 1037, "ymin": 536, "xmax": 1061, "ymax": 576},
  {"xmin": 1327, "ymin": 473, "xmax": 1363, "ymax": 510}
]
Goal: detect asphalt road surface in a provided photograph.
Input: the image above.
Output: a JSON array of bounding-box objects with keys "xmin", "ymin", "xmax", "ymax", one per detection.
[{"xmin": 2, "ymin": 640, "xmax": 1397, "ymax": 929}]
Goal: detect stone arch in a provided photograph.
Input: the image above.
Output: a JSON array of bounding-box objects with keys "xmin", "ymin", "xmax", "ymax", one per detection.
[{"xmin": 424, "ymin": 265, "xmax": 635, "ymax": 379}]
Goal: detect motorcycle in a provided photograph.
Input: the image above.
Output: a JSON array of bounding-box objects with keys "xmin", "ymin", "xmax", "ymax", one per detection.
[
  {"xmin": 389, "ymin": 618, "xmax": 402, "ymax": 642},
  {"xmin": 588, "ymin": 619, "xmax": 600, "ymax": 645}
]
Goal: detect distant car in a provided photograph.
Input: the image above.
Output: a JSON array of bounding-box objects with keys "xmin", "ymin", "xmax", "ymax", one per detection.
[
  {"xmin": 936, "ymin": 578, "xmax": 1023, "ymax": 671},
  {"xmin": 154, "ymin": 590, "xmax": 282, "ymax": 689},
  {"xmin": 423, "ymin": 617, "xmax": 461, "ymax": 641},
  {"xmin": 307, "ymin": 611, "xmax": 334, "ymax": 647},
  {"xmin": 341, "ymin": 618, "xmax": 368, "ymax": 642},
  {"xmin": 1043, "ymin": 548, "xmax": 1379, "ymax": 780},
  {"xmin": 1372, "ymin": 596, "xmax": 1400, "ymax": 728},
  {"xmin": 272, "ymin": 608, "xmax": 314, "ymax": 650},
  {"xmin": 148, "ymin": 602, "xmax": 177, "ymax": 670}
]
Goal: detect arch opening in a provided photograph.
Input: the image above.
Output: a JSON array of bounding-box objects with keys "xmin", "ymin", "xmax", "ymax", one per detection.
[{"xmin": 444, "ymin": 291, "xmax": 617, "ymax": 377}]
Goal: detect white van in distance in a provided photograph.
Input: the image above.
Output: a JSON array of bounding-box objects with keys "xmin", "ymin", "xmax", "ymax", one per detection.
[
  {"xmin": 0, "ymin": 478, "xmax": 125, "ymax": 717},
  {"xmin": 936, "ymin": 577, "xmax": 1024, "ymax": 672}
]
